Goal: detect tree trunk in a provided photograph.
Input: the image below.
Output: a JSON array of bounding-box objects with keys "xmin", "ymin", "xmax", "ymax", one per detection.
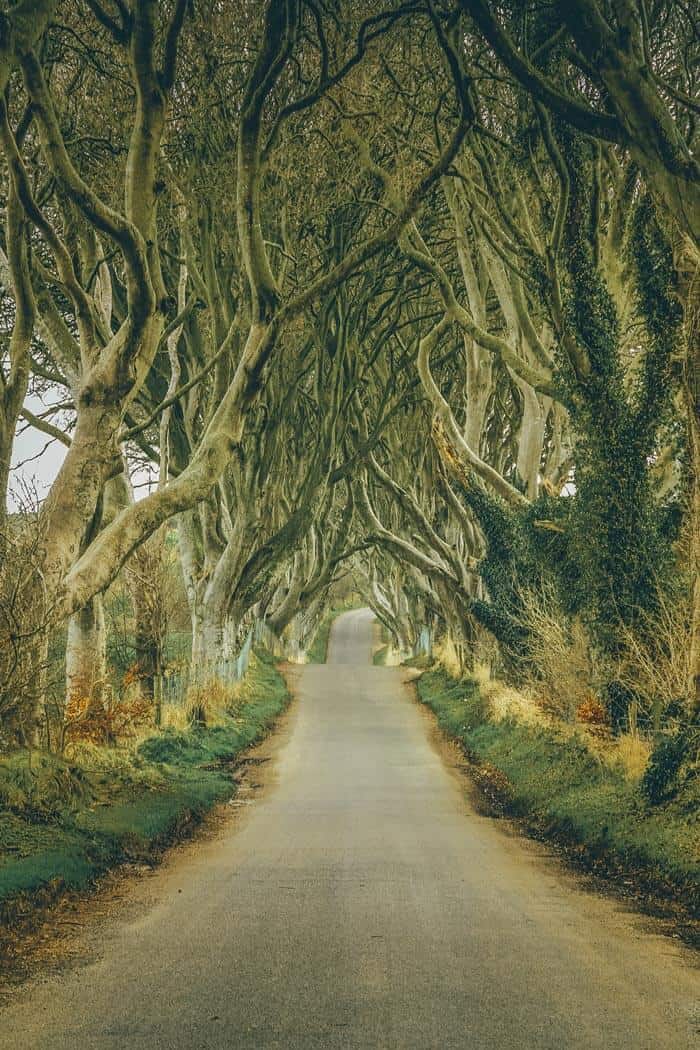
[
  {"xmin": 674, "ymin": 238, "xmax": 700, "ymax": 717},
  {"xmin": 267, "ymin": 558, "xmax": 305, "ymax": 637},
  {"xmin": 192, "ymin": 597, "xmax": 229, "ymax": 670},
  {"xmin": 514, "ymin": 384, "xmax": 549, "ymax": 498},
  {"xmin": 686, "ymin": 339, "xmax": 700, "ymax": 718},
  {"xmin": 65, "ymin": 595, "xmax": 107, "ymax": 705},
  {"xmin": 0, "ymin": 417, "xmax": 11, "ymax": 539},
  {"xmin": 133, "ymin": 612, "xmax": 161, "ymax": 702}
]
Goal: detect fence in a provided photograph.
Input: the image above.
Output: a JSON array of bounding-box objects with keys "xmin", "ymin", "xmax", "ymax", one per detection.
[
  {"xmin": 153, "ymin": 611, "xmax": 412, "ymax": 718},
  {"xmin": 380, "ymin": 623, "xmax": 433, "ymax": 666},
  {"xmin": 413, "ymin": 625, "xmax": 432, "ymax": 659},
  {"xmin": 154, "ymin": 625, "xmax": 255, "ymax": 715},
  {"xmin": 154, "ymin": 618, "xmax": 309, "ymax": 718},
  {"xmin": 253, "ymin": 620, "xmax": 308, "ymax": 663}
]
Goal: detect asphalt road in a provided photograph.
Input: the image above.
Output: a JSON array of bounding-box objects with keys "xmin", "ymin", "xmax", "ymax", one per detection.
[{"xmin": 3, "ymin": 608, "xmax": 699, "ymax": 1048}]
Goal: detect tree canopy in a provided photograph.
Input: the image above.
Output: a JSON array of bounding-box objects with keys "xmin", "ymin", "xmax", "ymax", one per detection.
[{"xmin": 0, "ymin": 0, "xmax": 697, "ymax": 746}]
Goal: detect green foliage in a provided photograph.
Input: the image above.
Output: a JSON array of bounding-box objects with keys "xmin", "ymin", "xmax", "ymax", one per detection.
[
  {"xmin": 0, "ymin": 752, "xmax": 92, "ymax": 822},
  {"xmin": 0, "ymin": 814, "xmax": 111, "ymax": 902},
  {"xmin": 0, "ymin": 656, "xmax": 289, "ymax": 914},
  {"xmin": 458, "ymin": 484, "xmax": 575, "ymax": 684},
  {"xmin": 417, "ymin": 668, "xmax": 700, "ymax": 906},
  {"xmin": 457, "ymin": 482, "xmax": 532, "ymax": 673},
  {"xmin": 629, "ymin": 194, "xmax": 683, "ymax": 436},
  {"xmin": 402, "ymin": 653, "xmax": 434, "ymax": 670},
  {"xmin": 555, "ymin": 153, "xmax": 680, "ymax": 666},
  {"xmin": 558, "ymin": 150, "xmax": 649, "ymax": 644},
  {"xmin": 461, "ymin": 144, "xmax": 684, "ymax": 724},
  {"xmin": 642, "ymin": 728, "xmax": 698, "ymax": 806},
  {"xmin": 415, "ymin": 667, "xmax": 487, "ymax": 735},
  {"xmin": 307, "ymin": 615, "xmax": 334, "ymax": 664},
  {"xmin": 372, "ymin": 644, "xmax": 389, "ymax": 666}
]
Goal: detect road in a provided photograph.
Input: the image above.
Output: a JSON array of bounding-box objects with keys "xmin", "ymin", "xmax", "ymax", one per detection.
[{"xmin": 3, "ymin": 608, "xmax": 698, "ymax": 1048}]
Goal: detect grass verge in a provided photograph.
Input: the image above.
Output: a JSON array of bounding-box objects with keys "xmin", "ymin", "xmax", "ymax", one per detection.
[
  {"xmin": 306, "ymin": 605, "xmax": 357, "ymax": 664},
  {"xmin": 372, "ymin": 644, "xmax": 389, "ymax": 666},
  {"xmin": 415, "ymin": 667, "xmax": 700, "ymax": 921},
  {"xmin": 0, "ymin": 649, "xmax": 289, "ymax": 931}
]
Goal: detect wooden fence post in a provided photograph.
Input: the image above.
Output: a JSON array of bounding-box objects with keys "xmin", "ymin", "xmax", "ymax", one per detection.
[{"xmin": 154, "ymin": 675, "xmax": 162, "ymax": 728}]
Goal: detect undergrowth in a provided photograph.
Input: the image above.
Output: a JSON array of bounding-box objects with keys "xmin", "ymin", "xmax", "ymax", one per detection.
[
  {"xmin": 0, "ymin": 649, "xmax": 289, "ymax": 923},
  {"xmin": 372, "ymin": 644, "xmax": 389, "ymax": 666}
]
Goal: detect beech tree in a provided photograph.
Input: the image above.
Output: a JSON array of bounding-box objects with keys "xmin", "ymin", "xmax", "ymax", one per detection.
[
  {"xmin": 1, "ymin": 0, "xmax": 471, "ymax": 741},
  {"xmin": 0, "ymin": 0, "xmax": 695, "ymax": 745},
  {"xmin": 447, "ymin": 0, "xmax": 699, "ymax": 710}
]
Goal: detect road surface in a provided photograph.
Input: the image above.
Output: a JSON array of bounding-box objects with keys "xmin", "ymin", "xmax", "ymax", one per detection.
[{"xmin": 3, "ymin": 608, "xmax": 699, "ymax": 1048}]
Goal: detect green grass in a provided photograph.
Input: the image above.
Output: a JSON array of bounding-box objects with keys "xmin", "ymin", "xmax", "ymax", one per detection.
[
  {"xmin": 416, "ymin": 667, "xmax": 700, "ymax": 912},
  {"xmin": 305, "ymin": 619, "xmax": 331, "ymax": 663},
  {"xmin": 372, "ymin": 644, "xmax": 389, "ymax": 666},
  {"xmin": 0, "ymin": 650, "xmax": 289, "ymax": 922}
]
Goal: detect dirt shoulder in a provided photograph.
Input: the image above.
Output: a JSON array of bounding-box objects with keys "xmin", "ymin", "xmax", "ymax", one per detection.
[
  {"xmin": 411, "ymin": 665, "xmax": 700, "ymax": 952},
  {"xmin": 0, "ymin": 651, "xmax": 291, "ymax": 985}
]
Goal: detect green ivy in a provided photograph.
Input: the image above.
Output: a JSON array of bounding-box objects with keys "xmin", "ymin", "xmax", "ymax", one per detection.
[{"xmin": 454, "ymin": 145, "xmax": 683, "ymax": 724}]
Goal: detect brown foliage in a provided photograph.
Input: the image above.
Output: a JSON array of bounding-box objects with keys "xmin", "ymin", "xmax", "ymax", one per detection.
[
  {"xmin": 576, "ymin": 695, "xmax": 609, "ymax": 727},
  {"xmin": 64, "ymin": 667, "xmax": 152, "ymax": 746}
]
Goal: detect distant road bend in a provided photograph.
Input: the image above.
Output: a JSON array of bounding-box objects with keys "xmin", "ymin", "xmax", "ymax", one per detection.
[{"xmin": 3, "ymin": 609, "xmax": 699, "ymax": 1049}]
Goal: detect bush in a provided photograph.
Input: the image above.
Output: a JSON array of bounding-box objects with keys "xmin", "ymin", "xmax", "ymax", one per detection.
[
  {"xmin": 417, "ymin": 665, "xmax": 700, "ymax": 907},
  {"xmin": 516, "ymin": 582, "xmax": 594, "ymax": 721},
  {"xmin": 611, "ymin": 734, "xmax": 651, "ymax": 783},
  {"xmin": 576, "ymin": 695, "xmax": 609, "ymax": 727},
  {"xmin": 0, "ymin": 653, "xmax": 291, "ymax": 915},
  {"xmin": 614, "ymin": 578, "xmax": 692, "ymax": 729},
  {"xmin": 64, "ymin": 689, "xmax": 152, "ymax": 746},
  {"xmin": 642, "ymin": 729, "xmax": 696, "ymax": 805},
  {"xmin": 0, "ymin": 751, "xmax": 92, "ymax": 821}
]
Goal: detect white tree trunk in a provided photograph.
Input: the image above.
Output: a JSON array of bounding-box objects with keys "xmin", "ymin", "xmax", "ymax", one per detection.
[{"xmin": 65, "ymin": 595, "xmax": 106, "ymax": 704}]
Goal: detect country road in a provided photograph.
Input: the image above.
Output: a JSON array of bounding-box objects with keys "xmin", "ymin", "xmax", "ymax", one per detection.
[{"xmin": 3, "ymin": 608, "xmax": 698, "ymax": 1049}]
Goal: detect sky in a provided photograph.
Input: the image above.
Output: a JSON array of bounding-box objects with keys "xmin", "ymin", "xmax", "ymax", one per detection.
[
  {"xmin": 8, "ymin": 393, "xmax": 156, "ymax": 512},
  {"xmin": 8, "ymin": 393, "xmax": 69, "ymax": 511}
]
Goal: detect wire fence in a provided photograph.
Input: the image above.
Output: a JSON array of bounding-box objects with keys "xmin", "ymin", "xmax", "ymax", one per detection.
[
  {"xmin": 380, "ymin": 623, "xmax": 433, "ymax": 665},
  {"xmin": 154, "ymin": 618, "xmax": 310, "ymax": 716},
  {"xmin": 155, "ymin": 625, "xmax": 255, "ymax": 712},
  {"xmin": 253, "ymin": 620, "xmax": 307, "ymax": 663},
  {"xmin": 153, "ymin": 615, "xmax": 431, "ymax": 719},
  {"xmin": 414, "ymin": 625, "xmax": 432, "ymax": 658}
]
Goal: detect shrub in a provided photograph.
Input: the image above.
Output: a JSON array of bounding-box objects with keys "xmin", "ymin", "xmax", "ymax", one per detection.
[
  {"xmin": 642, "ymin": 729, "xmax": 695, "ymax": 805},
  {"xmin": 0, "ymin": 751, "xmax": 92, "ymax": 821},
  {"xmin": 611, "ymin": 733, "xmax": 651, "ymax": 783},
  {"xmin": 181, "ymin": 676, "xmax": 245, "ymax": 727},
  {"xmin": 63, "ymin": 689, "xmax": 152, "ymax": 747},
  {"xmin": 576, "ymin": 695, "xmax": 609, "ymax": 727},
  {"xmin": 516, "ymin": 582, "xmax": 594, "ymax": 721},
  {"xmin": 614, "ymin": 578, "xmax": 692, "ymax": 729}
]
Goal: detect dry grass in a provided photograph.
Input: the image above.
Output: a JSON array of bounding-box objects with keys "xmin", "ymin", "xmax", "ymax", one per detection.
[
  {"xmin": 589, "ymin": 732, "xmax": 651, "ymax": 784},
  {"xmin": 484, "ymin": 680, "xmax": 548, "ymax": 727},
  {"xmin": 161, "ymin": 675, "xmax": 247, "ymax": 731},
  {"xmin": 472, "ymin": 662, "xmax": 492, "ymax": 690},
  {"xmin": 471, "ymin": 628, "xmax": 501, "ymax": 678},
  {"xmin": 517, "ymin": 582, "xmax": 593, "ymax": 721},
  {"xmin": 473, "ymin": 662, "xmax": 650, "ymax": 778},
  {"xmin": 615, "ymin": 583, "xmax": 691, "ymax": 724},
  {"xmin": 436, "ymin": 643, "xmax": 653, "ymax": 787},
  {"xmin": 433, "ymin": 635, "xmax": 464, "ymax": 679},
  {"xmin": 611, "ymin": 734, "xmax": 652, "ymax": 783}
]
